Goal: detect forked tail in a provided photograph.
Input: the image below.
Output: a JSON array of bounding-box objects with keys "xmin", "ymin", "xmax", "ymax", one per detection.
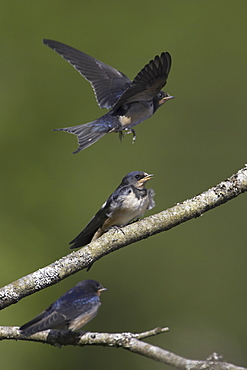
[{"xmin": 53, "ymin": 122, "xmax": 109, "ymax": 154}]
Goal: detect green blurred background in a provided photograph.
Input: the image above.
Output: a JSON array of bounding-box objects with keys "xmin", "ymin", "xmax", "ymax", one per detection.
[{"xmin": 1, "ymin": 1, "xmax": 247, "ymax": 369}]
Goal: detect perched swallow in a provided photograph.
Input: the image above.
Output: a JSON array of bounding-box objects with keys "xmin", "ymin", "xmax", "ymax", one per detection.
[
  {"xmin": 43, "ymin": 39, "xmax": 174, "ymax": 153},
  {"xmin": 69, "ymin": 171, "xmax": 155, "ymax": 249},
  {"xmin": 20, "ymin": 279, "xmax": 106, "ymax": 336}
]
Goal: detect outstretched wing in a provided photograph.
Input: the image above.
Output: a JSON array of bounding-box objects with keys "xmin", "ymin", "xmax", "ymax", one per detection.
[
  {"xmin": 113, "ymin": 52, "xmax": 172, "ymax": 111},
  {"xmin": 43, "ymin": 39, "xmax": 131, "ymax": 109}
]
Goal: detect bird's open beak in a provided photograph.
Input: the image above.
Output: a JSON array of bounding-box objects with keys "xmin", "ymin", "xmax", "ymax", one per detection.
[{"xmin": 139, "ymin": 173, "xmax": 153, "ymax": 184}]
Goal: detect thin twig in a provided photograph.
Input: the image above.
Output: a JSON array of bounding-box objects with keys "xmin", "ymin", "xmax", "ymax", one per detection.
[{"xmin": 0, "ymin": 326, "xmax": 245, "ymax": 370}]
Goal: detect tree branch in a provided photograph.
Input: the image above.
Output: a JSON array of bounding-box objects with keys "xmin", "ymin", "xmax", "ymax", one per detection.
[
  {"xmin": 0, "ymin": 165, "xmax": 247, "ymax": 310},
  {"xmin": 0, "ymin": 326, "xmax": 245, "ymax": 370}
]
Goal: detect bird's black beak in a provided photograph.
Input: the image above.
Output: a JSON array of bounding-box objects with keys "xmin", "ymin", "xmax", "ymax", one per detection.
[{"xmin": 97, "ymin": 287, "xmax": 107, "ymax": 295}]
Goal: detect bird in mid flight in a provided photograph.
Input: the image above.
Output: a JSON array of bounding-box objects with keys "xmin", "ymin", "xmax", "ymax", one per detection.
[
  {"xmin": 20, "ymin": 280, "xmax": 106, "ymax": 336},
  {"xmin": 43, "ymin": 39, "xmax": 174, "ymax": 153},
  {"xmin": 70, "ymin": 171, "xmax": 155, "ymax": 249}
]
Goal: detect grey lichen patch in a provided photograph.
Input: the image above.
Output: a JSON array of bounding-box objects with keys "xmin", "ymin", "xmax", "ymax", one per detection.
[
  {"xmin": 32, "ymin": 267, "xmax": 60, "ymax": 290},
  {"xmin": 76, "ymin": 248, "xmax": 94, "ymax": 267},
  {"xmin": 108, "ymin": 332, "xmax": 133, "ymax": 348},
  {"xmin": 214, "ymin": 182, "xmax": 233, "ymax": 199},
  {"xmin": 0, "ymin": 285, "xmax": 19, "ymax": 303},
  {"xmin": 237, "ymin": 170, "xmax": 247, "ymax": 186},
  {"xmin": 119, "ymin": 332, "xmax": 134, "ymax": 348}
]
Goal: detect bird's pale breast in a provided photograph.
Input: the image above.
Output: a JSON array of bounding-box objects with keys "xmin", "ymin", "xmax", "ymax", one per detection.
[
  {"xmin": 68, "ymin": 303, "xmax": 100, "ymax": 331},
  {"xmin": 107, "ymin": 189, "xmax": 150, "ymax": 227}
]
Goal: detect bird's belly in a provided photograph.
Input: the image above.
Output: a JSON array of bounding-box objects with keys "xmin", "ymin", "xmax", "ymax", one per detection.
[
  {"xmin": 109, "ymin": 194, "xmax": 150, "ymax": 226},
  {"xmin": 68, "ymin": 305, "xmax": 100, "ymax": 331},
  {"xmin": 118, "ymin": 102, "xmax": 154, "ymax": 129}
]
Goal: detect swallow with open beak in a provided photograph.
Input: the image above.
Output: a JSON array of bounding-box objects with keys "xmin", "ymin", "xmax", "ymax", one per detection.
[
  {"xmin": 69, "ymin": 171, "xmax": 155, "ymax": 249},
  {"xmin": 43, "ymin": 39, "xmax": 174, "ymax": 153}
]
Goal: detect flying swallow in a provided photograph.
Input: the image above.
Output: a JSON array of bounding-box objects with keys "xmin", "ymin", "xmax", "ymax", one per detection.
[
  {"xmin": 69, "ymin": 171, "xmax": 155, "ymax": 249},
  {"xmin": 20, "ymin": 279, "xmax": 106, "ymax": 336},
  {"xmin": 43, "ymin": 39, "xmax": 174, "ymax": 153}
]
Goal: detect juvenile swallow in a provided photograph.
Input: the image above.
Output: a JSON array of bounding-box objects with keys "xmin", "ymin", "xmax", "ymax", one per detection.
[
  {"xmin": 20, "ymin": 279, "xmax": 106, "ymax": 336},
  {"xmin": 70, "ymin": 171, "xmax": 155, "ymax": 249},
  {"xmin": 43, "ymin": 39, "xmax": 174, "ymax": 153}
]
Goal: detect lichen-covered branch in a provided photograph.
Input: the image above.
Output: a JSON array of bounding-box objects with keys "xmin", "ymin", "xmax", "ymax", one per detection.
[
  {"xmin": 0, "ymin": 165, "xmax": 247, "ymax": 310},
  {"xmin": 0, "ymin": 326, "xmax": 245, "ymax": 370}
]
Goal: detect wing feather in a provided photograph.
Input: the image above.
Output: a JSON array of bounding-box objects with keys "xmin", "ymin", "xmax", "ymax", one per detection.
[{"xmin": 43, "ymin": 39, "xmax": 131, "ymax": 109}]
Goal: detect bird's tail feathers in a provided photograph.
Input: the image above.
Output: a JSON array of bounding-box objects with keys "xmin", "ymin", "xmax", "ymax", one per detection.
[
  {"xmin": 53, "ymin": 121, "xmax": 108, "ymax": 154},
  {"xmin": 20, "ymin": 310, "xmax": 49, "ymax": 336},
  {"xmin": 69, "ymin": 230, "xmax": 94, "ymax": 249}
]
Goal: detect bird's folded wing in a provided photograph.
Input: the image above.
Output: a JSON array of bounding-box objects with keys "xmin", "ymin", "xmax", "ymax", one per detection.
[
  {"xmin": 69, "ymin": 201, "xmax": 110, "ymax": 247},
  {"xmin": 20, "ymin": 309, "xmax": 67, "ymax": 335}
]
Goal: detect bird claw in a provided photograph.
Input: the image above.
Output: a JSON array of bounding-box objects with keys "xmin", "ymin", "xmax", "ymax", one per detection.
[
  {"xmin": 126, "ymin": 129, "xmax": 136, "ymax": 144},
  {"xmin": 118, "ymin": 131, "xmax": 124, "ymax": 142},
  {"xmin": 118, "ymin": 129, "xmax": 136, "ymax": 144},
  {"xmin": 110, "ymin": 225, "xmax": 125, "ymax": 235},
  {"xmin": 129, "ymin": 218, "xmax": 141, "ymax": 224}
]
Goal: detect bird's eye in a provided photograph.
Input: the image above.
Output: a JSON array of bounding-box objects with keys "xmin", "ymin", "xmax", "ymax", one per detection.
[
  {"xmin": 157, "ymin": 92, "xmax": 163, "ymax": 99},
  {"xmin": 135, "ymin": 174, "xmax": 141, "ymax": 180}
]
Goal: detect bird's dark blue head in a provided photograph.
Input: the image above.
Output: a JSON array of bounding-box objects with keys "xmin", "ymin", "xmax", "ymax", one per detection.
[
  {"xmin": 76, "ymin": 280, "xmax": 107, "ymax": 296},
  {"xmin": 120, "ymin": 171, "xmax": 153, "ymax": 188},
  {"xmin": 153, "ymin": 91, "xmax": 174, "ymax": 112}
]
